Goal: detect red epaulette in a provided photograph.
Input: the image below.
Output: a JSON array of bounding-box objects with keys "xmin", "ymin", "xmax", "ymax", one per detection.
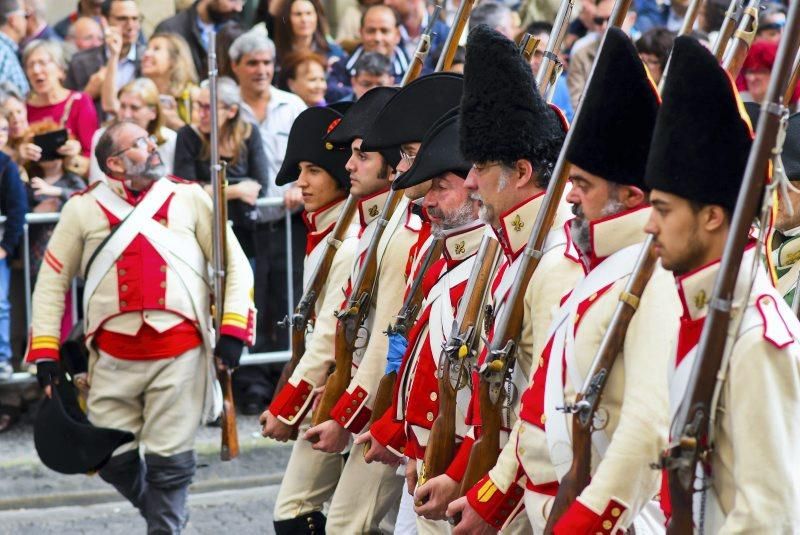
[{"xmin": 72, "ymin": 181, "xmax": 101, "ymax": 197}]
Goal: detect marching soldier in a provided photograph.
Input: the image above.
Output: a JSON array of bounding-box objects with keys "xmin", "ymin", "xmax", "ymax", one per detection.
[
  {"xmin": 259, "ymin": 105, "xmax": 359, "ymax": 533},
  {"xmin": 304, "ymin": 73, "xmax": 464, "ymax": 533},
  {"xmin": 26, "ymin": 121, "xmax": 256, "ymax": 533},
  {"xmin": 444, "ymin": 25, "xmax": 584, "ymax": 532},
  {"xmin": 452, "ymin": 27, "xmax": 681, "ymax": 534},
  {"xmin": 644, "ymin": 35, "xmax": 800, "ymax": 531},
  {"xmin": 265, "ymin": 88, "xmax": 400, "ymax": 533},
  {"xmin": 356, "ymin": 107, "xmax": 487, "ymax": 533}
]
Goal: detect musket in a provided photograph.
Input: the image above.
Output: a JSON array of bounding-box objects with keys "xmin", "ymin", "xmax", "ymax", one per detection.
[
  {"xmin": 544, "ymin": 243, "xmax": 658, "ymax": 531},
  {"xmin": 401, "ymin": 4, "xmax": 442, "ymax": 86},
  {"xmin": 311, "ymin": 190, "xmax": 404, "ymax": 425},
  {"xmin": 721, "ymin": 0, "xmax": 760, "ymax": 78},
  {"xmin": 458, "ymin": 0, "xmax": 634, "ymax": 495},
  {"xmin": 271, "ymin": 195, "xmax": 359, "ymax": 438},
  {"xmin": 662, "ymin": 1, "xmax": 800, "ymax": 532},
  {"xmin": 420, "ymin": 235, "xmax": 501, "ymax": 487},
  {"xmin": 366, "ymin": 237, "xmax": 445, "ymax": 435},
  {"xmin": 535, "ymin": 0, "xmax": 574, "ymax": 98},
  {"xmin": 544, "ymin": 8, "xmax": 705, "ymax": 525},
  {"xmin": 208, "ymin": 32, "xmax": 239, "ymax": 461},
  {"xmin": 435, "ymin": 0, "xmax": 475, "ymax": 71},
  {"xmin": 712, "ymin": 0, "xmax": 745, "ymax": 60}
]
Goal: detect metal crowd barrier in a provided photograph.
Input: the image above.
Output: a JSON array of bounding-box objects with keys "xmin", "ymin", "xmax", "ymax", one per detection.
[{"xmin": 0, "ymin": 195, "xmax": 296, "ymax": 385}]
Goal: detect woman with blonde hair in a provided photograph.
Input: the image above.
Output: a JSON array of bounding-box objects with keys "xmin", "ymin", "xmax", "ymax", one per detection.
[
  {"xmin": 174, "ymin": 77, "xmax": 269, "ymax": 259},
  {"xmin": 103, "ymin": 32, "xmax": 199, "ymax": 130},
  {"xmin": 90, "ymin": 78, "xmax": 178, "ymax": 183},
  {"xmin": 24, "ymin": 39, "xmax": 98, "ymax": 176}
]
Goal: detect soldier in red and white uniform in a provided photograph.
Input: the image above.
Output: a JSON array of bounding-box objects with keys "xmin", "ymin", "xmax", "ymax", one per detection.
[
  {"xmin": 263, "ymin": 89, "xmax": 401, "ymax": 534},
  {"xmin": 27, "ymin": 121, "xmax": 256, "ymax": 533},
  {"xmin": 644, "ymin": 36, "xmax": 800, "ymax": 533},
  {"xmin": 442, "ymin": 26, "xmax": 584, "ymax": 533},
  {"xmin": 352, "ymin": 108, "xmax": 487, "ymax": 534},
  {"xmin": 303, "ymin": 75, "xmax": 465, "ymax": 533},
  {"xmin": 452, "ymin": 28, "xmax": 681, "ymax": 535}
]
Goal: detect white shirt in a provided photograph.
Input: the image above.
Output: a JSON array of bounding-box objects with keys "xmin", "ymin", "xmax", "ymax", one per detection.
[
  {"xmin": 239, "ymin": 86, "xmax": 307, "ymax": 221},
  {"xmin": 88, "ymin": 126, "xmax": 177, "ymax": 184}
]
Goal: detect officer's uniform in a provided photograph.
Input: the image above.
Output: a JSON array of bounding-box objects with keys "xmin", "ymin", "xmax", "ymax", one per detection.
[
  {"xmin": 646, "ymin": 36, "xmax": 800, "ymax": 532},
  {"xmin": 26, "ymin": 175, "xmax": 255, "ymax": 532},
  {"xmin": 465, "ymin": 28, "xmax": 681, "ymax": 534}
]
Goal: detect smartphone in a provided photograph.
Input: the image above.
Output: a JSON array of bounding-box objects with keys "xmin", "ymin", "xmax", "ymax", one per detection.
[
  {"xmin": 159, "ymin": 94, "xmax": 177, "ymax": 110},
  {"xmin": 33, "ymin": 129, "xmax": 68, "ymax": 161}
]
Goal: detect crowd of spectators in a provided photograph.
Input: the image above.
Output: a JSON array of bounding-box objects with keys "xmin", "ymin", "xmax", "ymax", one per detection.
[{"xmin": 0, "ymin": 0, "xmax": 796, "ymax": 431}]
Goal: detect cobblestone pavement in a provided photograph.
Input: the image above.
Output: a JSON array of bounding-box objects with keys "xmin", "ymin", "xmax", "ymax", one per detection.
[{"xmin": 0, "ymin": 485, "xmax": 279, "ymax": 534}]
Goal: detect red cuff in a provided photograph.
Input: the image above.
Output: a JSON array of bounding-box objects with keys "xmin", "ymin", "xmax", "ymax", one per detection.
[
  {"xmin": 220, "ymin": 309, "xmax": 256, "ymax": 346},
  {"xmin": 466, "ymin": 474, "xmax": 525, "ymax": 530},
  {"xmin": 369, "ymin": 405, "xmax": 407, "ymax": 456},
  {"xmin": 445, "ymin": 435, "xmax": 474, "ymax": 482},
  {"xmin": 26, "ymin": 335, "xmax": 61, "ymax": 363},
  {"xmin": 330, "ymin": 385, "xmax": 372, "ymax": 433},
  {"xmin": 554, "ymin": 498, "xmax": 628, "ymax": 535},
  {"xmin": 268, "ymin": 378, "xmax": 315, "ymax": 425}
]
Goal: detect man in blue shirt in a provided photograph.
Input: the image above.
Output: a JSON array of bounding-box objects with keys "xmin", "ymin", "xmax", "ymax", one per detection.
[{"xmin": 0, "ymin": 0, "xmax": 29, "ymax": 96}]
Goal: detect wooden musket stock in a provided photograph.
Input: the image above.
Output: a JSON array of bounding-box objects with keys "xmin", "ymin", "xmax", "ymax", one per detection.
[
  {"xmin": 435, "ymin": 0, "xmax": 475, "ymax": 71},
  {"xmin": 421, "ymin": 236, "xmax": 501, "ymax": 487}
]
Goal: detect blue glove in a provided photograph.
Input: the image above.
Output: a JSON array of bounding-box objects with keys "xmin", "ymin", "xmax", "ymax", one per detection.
[{"xmin": 385, "ymin": 332, "xmax": 408, "ymax": 374}]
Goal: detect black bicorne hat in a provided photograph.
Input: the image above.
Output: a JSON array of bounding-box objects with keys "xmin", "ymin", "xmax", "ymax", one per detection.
[
  {"xmin": 324, "ymin": 87, "xmax": 401, "ymax": 168},
  {"xmin": 741, "ymin": 103, "xmax": 800, "ymax": 182},
  {"xmin": 459, "ymin": 24, "xmax": 564, "ymax": 170},
  {"xmin": 393, "ymin": 107, "xmax": 471, "ymax": 190},
  {"xmin": 360, "ymin": 73, "xmax": 464, "ymax": 151},
  {"xmin": 645, "ymin": 36, "xmax": 753, "ymax": 212},
  {"xmin": 566, "ymin": 27, "xmax": 660, "ymax": 189},
  {"xmin": 35, "ymin": 380, "xmax": 134, "ymax": 474},
  {"xmin": 276, "ymin": 107, "xmax": 351, "ymax": 189}
]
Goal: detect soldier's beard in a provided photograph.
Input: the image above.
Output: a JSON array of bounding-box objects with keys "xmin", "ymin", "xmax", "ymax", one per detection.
[
  {"xmin": 121, "ymin": 151, "xmax": 166, "ymax": 182},
  {"xmin": 430, "ymin": 201, "xmax": 477, "ymax": 237},
  {"xmin": 570, "ymin": 194, "xmax": 626, "ymax": 259}
]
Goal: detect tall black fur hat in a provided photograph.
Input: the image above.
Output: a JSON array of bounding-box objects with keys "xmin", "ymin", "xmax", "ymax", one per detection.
[
  {"xmin": 360, "ymin": 73, "xmax": 464, "ymax": 151},
  {"xmin": 645, "ymin": 36, "xmax": 753, "ymax": 212},
  {"xmin": 741, "ymin": 103, "xmax": 800, "ymax": 182},
  {"xmin": 565, "ymin": 28, "xmax": 659, "ymax": 189},
  {"xmin": 276, "ymin": 107, "xmax": 350, "ymax": 189},
  {"xmin": 35, "ymin": 379, "xmax": 134, "ymax": 474},
  {"xmin": 459, "ymin": 25, "xmax": 564, "ymax": 171},
  {"xmin": 393, "ymin": 107, "xmax": 471, "ymax": 190}
]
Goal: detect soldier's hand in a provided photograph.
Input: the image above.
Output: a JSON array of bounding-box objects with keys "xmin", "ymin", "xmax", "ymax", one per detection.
[
  {"xmin": 414, "ymin": 474, "xmax": 460, "ymax": 520},
  {"xmin": 354, "ymin": 431, "xmax": 403, "ymax": 466},
  {"xmin": 405, "ymin": 458, "xmax": 418, "ymax": 495},
  {"xmin": 215, "ymin": 335, "xmax": 244, "ymax": 369},
  {"xmin": 35, "ymin": 360, "xmax": 60, "ymax": 399},
  {"xmin": 260, "ymin": 409, "xmax": 295, "ymax": 442},
  {"xmin": 448, "ymin": 496, "xmax": 496, "ymax": 535},
  {"xmin": 304, "ymin": 420, "xmax": 350, "ymax": 453}
]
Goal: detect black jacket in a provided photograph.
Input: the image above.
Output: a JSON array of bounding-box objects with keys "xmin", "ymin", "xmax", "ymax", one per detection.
[
  {"xmin": 0, "ymin": 152, "xmax": 28, "ymax": 256},
  {"xmin": 154, "ymin": 1, "xmax": 208, "ymax": 79}
]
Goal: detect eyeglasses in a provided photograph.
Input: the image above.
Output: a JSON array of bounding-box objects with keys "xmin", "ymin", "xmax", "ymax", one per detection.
[
  {"xmin": 111, "ymin": 135, "xmax": 157, "ymax": 157},
  {"xmin": 593, "ymin": 16, "xmax": 610, "ymax": 26},
  {"xmin": 400, "ymin": 149, "xmax": 416, "ymax": 166}
]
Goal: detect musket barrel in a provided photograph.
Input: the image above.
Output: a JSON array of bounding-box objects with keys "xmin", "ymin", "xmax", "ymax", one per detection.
[
  {"xmin": 535, "ymin": 0, "xmax": 574, "ymax": 97},
  {"xmin": 435, "ymin": 0, "xmax": 475, "ymax": 71}
]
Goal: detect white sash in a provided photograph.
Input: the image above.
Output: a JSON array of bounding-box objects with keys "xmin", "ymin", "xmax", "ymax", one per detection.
[
  {"xmin": 427, "ymin": 258, "xmax": 474, "ymax": 361},
  {"xmin": 543, "ymin": 242, "xmax": 644, "ymax": 479},
  {"xmin": 376, "ymin": 196, "xmax": 410, "ymax": 275}
]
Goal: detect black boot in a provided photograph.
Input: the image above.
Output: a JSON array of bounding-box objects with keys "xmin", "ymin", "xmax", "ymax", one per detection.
[
  {"xmin": 98, "ymin": 449, "xmax": 146, "ymax": 515},
  {"xmin": 143, "ymin": 451, "xmax": 196, "ymax": 535},
  {"xmin": 273, "ymin": 511, "xmax": 327, "ymax": 535}
]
